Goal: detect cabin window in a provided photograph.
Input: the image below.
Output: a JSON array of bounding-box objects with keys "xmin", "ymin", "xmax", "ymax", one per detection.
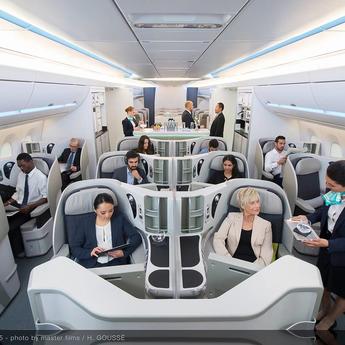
[
  {"xmin": 0, "ymin": 142, "xmax": 12, "ymax": 158},
  {"xmin": 330, "ymin": 143, "xmax": 343, "ymax": 158}
]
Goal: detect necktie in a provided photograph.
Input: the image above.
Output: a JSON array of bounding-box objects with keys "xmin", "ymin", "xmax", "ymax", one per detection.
[
  {"xmin": 66, "ymin": 152, "xmax": 75, "ymax": 170},
  {"xmin": 22, "ymin": 174, "xmax": 29, "ymax": 206}
]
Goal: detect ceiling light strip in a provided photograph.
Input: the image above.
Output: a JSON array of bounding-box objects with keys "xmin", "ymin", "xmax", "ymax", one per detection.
[
  {"xmin": 0, "ymin": 10, "xmax": 133, "ymax": 76},
  {"xmin": 212, "ymin": 15, "xmax": 345, "ymax": 76}
]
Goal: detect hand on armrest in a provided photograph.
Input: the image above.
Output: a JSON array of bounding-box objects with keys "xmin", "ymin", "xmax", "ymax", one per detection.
[
  {"xmin": 262, "ymin": 171, "xmax": 274, "ymax": 180},
  {"xmin": 30, "ymin": 203, "xmax": 50, "ymax": 217},
  {"xmin": 70, "ymin": 171, "xmax": 82, "ymax": 179}
]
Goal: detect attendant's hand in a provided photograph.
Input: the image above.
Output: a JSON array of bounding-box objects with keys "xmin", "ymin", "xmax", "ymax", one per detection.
[
  {"xmin": 91, "ymin": 247, "xmax": 104, "ymax": 257},
  {"xmin": 291, "ymin": 215, "xmax": 308, "ymax": 222},
  {"xmin": 70, "ymin": 165, "xmax": 77, "ymax": 172},
  {"xmin": 131, "ymin": 169, "xmax": 141, "ymax": 180},
  {"xmin": 108, "ymin": 249, "xmax": 124, "ymax": 258},
  {"xmin": 303, "ymin": 238, "xmax": 328, "ymax": 248},
  {"xmin": 278, "ymin": 156, "xmax": 287, "ymax": 165}
]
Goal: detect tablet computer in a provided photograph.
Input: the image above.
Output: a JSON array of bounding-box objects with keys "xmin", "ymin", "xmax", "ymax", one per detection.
[{"xmin": 98, "ymin": 243, "xmax": 130, "ymax": 256}]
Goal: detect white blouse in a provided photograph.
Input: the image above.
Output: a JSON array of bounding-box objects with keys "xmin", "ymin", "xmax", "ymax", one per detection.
[
  {"xmin": 95, "ymin": 221, "xmax": 113, "ymax": 264},
  {"xmin": 328, "ymin": 204, "xmax": 345, "ymax": 233}
]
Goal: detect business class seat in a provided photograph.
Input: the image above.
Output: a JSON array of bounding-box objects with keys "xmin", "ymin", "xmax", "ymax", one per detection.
[
  {"xmin": 116, "ymin": 137, "xmax": 139, "ymax": 151},
  {"xmin": 20, "ymin": 158, "xmax": 62, "ymax": 257},
  {"xmin": 191, "ymin": 137, "xmax": 227, "ymax": 155},
  {"xmin": 203, "ymin": 179, "xmax": 292, "ymax": 295},
  {"xmin": 196, "ymin": 151, "xmax": 249, "ymax": 183},
  {"xmin": 0, "ymin": 200, "xmax": 20, "ymax": 315},
  {"xmin": 254, "ymin": 138, "xmax": 275, "ymax": 180},
  {"xmin": 52, "ymin": 181, "xmax": 146, "ymax": 267}
]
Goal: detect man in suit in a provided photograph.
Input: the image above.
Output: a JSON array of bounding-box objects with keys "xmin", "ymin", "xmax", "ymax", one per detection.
[
  {"xmin": 181, "ymin": 100, "xmax": 195, "ymax": 129},
  {"xmin": 112, "ymin": 150, "xmax": 148, "ymax": 185},
  {"xmin": 122, "ymin": 106, "xmax": 138, "ymax": 136},
  {"xmin": 58, "ymin": 138, "xmax": 82, "ymax": 190},
  {"xmin": 210, "ymin": 102, "xmax": 225, "ymax": 137}
]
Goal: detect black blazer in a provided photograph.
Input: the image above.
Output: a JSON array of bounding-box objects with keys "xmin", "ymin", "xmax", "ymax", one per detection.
[
  {"xmin": 58, "ymin": 148, "xmax": 82, "ymax": 170},
  {"xmin": 112, "ymin": 166, "xmax": 148, "ymax": 184},
  {"xmin": 67, "ymin": 212, "xmax": 142, "ymax": 268},
  {"xmin": 122, "ymin": 117, "xmax": 138, "ymax": 136},
  {"xmin": 207, "ymin": 170, "xmax": 242, "ymax": 184},
  {"xmin": 181, "ymin": 110, "xmax": 195, "ymax": 129},
  {"xmin": 308, "ymin": 205, "xmax": 345, "ymax": 267},
  {"xmin": 210, "ymin": 112, "xmax": 225, "ymax": 137}
]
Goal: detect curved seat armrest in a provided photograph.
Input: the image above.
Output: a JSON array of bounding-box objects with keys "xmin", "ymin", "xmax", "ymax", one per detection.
[
  {"xmin": 295, "ymin": 198, "xmax": 315, "ymax": 214},
  {"xmin": 30, "ymin": 203, "xmax": 49, "ymax": 217},
  {"xmin": 70, "ymin": 171, "xmax": 82, "ymax": 180},
  {"xmin": 137, "ymin": 183, "xmax": 157, "ymax": 191},
  {"xmin": 130, "ymin": 243, "xmax": 147, "ymax": 264},
  {"xmin": 262, "ymin": 171, "xmax": 274, "ymax": 180},
  {"xmin": 53, "ymin": 244, "xmax": 70, "ymax": 258}
]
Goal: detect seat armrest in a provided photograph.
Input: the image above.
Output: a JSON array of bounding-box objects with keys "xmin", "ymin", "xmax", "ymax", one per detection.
[
  {"xmin": 53, "ymin": 244, "xmax": 70, "ymax": 258},
  {"xmin": 130, "ymin": 243, "xmax": 147, "ymax": 264},
  {"xmin": 70, "ymin": 171, "xmax": 81, "ymax": 179},
  {"xmin": 262, "ymin": 171, "xmax": 274, "ymax": 180},
  {"xmin": 30, "ymin": 203, "xmax": 49, "ymax": 217},
  {"xmin": 295, "ymin": 197, "xmax": 315, "ymax": 213}
]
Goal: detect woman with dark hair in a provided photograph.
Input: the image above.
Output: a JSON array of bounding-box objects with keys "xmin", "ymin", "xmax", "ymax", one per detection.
[
  {"xmin": 68, "ymin": 192, "xmax": 141, "ymax": 268},
  {"xmin": 292, "ymin": 160, "xmax": 345, "ymax": 330},
  {"xmin": 207, "ymin": 155, "xmax": 241, "ymax": 184},
  {"xmin": 136, "ymin": 135, "xmax": 154, "ymax": 154}
]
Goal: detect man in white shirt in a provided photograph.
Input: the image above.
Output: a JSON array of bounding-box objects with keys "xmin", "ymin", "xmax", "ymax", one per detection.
[
  {"xmin": 4, "ymin": 153, "xmax": 48, "ymax": 256},
  {"xmin": 264, "ymin": 135, "xmax": 287, "ymax": 187}
]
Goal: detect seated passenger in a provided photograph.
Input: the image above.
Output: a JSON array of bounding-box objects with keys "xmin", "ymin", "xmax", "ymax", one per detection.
[
  {"xmin": 199, "ymin": 139, "xmax": 219, "ymax": 154},
  {"xmin": 264, "ymin": 135, "xmax": 287, "ymax": 187},
  {"xmin": 68, "ymin": 193, "xmax": 142, "ymax": 268},
  {"xmin": 112, "ymin": 150, "xmax": 148, "ymax": 185},
  {"xmin": 207, "ymin": 155, "xmax": 241, "ymax": 184},
  {"xmin": 122, "ymin": 106, "xmax": 138, "ymax": 136},
  {"xmin": 58, "ymin": 138, "xmax": 82, "ymax": 190},
  {"xmin": 213, "ymin": 187, "xmax": 273, "ymax": 267},
  {"xmin": 4, "ymin": 153, "xmax": 48, "ymax": 257},
  {"xmin": 136, "ymin": 135, "xmax": 154, "ymax": 155}
]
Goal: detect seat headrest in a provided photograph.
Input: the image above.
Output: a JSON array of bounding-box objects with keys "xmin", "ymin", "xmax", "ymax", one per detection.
[
  {"xmin": 229, "ymin": 188, "xmax": 283, "ymax": 214},
  {"xmin": 118, "ymin": 139, "xmax": 139, "ymax": 151},
  {"xmin": 101, "ymin": 156, "xmax": 126, "ymax": 173},
  {"xmin": 64, "ymin": 188, "xmax": 117, "ymax": 215},
  {"xmin": 210, "ymin": 156, "xmax": 245, "ymax": 173},
  {"xmin": 33, "ymin": 158, "xmax": 49, "ymax": 176},
  {"xmin": 262, "ymin": 141, "xmax": 275, "ymax": 154},
  {"xmin": 295, "ymin": 158, "xmax": 321, "ymax": 175}
]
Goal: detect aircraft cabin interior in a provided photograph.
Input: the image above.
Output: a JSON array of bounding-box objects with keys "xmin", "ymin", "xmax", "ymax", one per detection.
[{"xmin": 0, "ymin": 0, "xmax": 345, "ymax": 341}]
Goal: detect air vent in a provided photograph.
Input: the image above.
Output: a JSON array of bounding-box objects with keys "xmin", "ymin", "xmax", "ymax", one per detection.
[{"xmin": 129, "ymin": 14, "xmax": 231, "ymax": 29}]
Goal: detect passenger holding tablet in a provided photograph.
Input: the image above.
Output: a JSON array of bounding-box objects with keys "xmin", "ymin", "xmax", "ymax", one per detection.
[
  {"xmin": 292, "ymin": 160, "xmax": 345, "ymax": 331},
  {"xmin": 68, "ymin": 193, "xmax": 142, "ymax": 268},
  {"xmin": 213, "ymin": 188, "xmax": 273, "ymax": 267},
  {"xmin": 207, "ymin": 155, "xmax": 241, "ymax": 184}
]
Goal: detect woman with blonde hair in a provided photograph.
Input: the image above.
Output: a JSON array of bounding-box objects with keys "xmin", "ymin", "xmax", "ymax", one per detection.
[
  {"xmin": 122, "ymin": 106, "xmax": 138, "ymax": 136},
  {"xmin": 213, "ymin": 187, "xmax": 273, "ymax": 267}
]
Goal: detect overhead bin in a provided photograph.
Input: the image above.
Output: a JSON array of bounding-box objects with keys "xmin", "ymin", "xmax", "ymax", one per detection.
[
  {"xmin": 0, "ymin": 81, "xmax": 34, "ymax": 112},
  {"xmin": 311, "ymin": 81, "xmax": 345, "ymax": 113},
  {"xmin": 27, "ymin": 83, "xmax": 89, "ymax": 109},
  {"xmin": 254, "ymin": 84, "xmax": 317, "ymax": 109}
]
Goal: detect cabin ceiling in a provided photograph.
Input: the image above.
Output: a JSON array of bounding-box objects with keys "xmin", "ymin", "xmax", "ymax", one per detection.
[{"xmin": 3, "ymin": 0, "xmax": 345, "ymax": 79}]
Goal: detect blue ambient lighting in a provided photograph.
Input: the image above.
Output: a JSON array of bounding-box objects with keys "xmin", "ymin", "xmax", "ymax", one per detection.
[
  {"xmin": 0, "ymin": 10, "xmax": 133, "ymax": 77},
  {"xmin": 211, "ymin": 15, "xmax": 345, "ymax": 76},
  {"xmin": 0, "ymin": 103, "xmax": 77, "ymax": 117},
  {"xmin": 266, "ymin": 102, "xmax": 345, "ymax": 118}
]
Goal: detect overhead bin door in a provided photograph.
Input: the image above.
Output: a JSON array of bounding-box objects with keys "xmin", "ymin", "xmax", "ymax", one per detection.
[
  {"xmin": 27, "ymin": 83, "xmax": 89, "ymax": 109},
  {"xmin": 0, "ymin": 81, "xmax": 34, "ymax": 112},
  {"xmin": 254, "ymin": 84, "xmax": 317, "ymax": 109},
  {"xmin": 311, "ymin": 81, "xmax": 345, "ymax": 113}
]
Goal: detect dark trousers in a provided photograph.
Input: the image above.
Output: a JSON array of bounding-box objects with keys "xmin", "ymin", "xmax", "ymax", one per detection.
[
  {"xmin": 61, "ymin": 171, "xmax": 82, "ymax": 191},
  {"xmin": 8, "ymin": 213, "xmax": 31, "ymax": 256},
  {"xmin": 273, "ymin": 174, "xmax": 283, "ymax": 187}
]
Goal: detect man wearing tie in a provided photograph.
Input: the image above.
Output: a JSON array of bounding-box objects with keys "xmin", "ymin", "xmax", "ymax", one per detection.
[
  {"xmin": 4, "ymin": 153, "xmax": 48, "ymax": 257},
  {"xmin": 58, "ymin": 138, "xmax": 82, "ymax": 190},
  {"xmin": 181, "ymin": 101, "xmax": 195, "ymax": 129}
]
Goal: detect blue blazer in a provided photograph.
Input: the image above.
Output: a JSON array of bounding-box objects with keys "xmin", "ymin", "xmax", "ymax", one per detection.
[
  {"xmin": 66, "ymin": 212, "xmax": 142, "ymax": 268},
  {"xmin": 308, "ymin": 205, "xmax": 345, "ymax": 267}
]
